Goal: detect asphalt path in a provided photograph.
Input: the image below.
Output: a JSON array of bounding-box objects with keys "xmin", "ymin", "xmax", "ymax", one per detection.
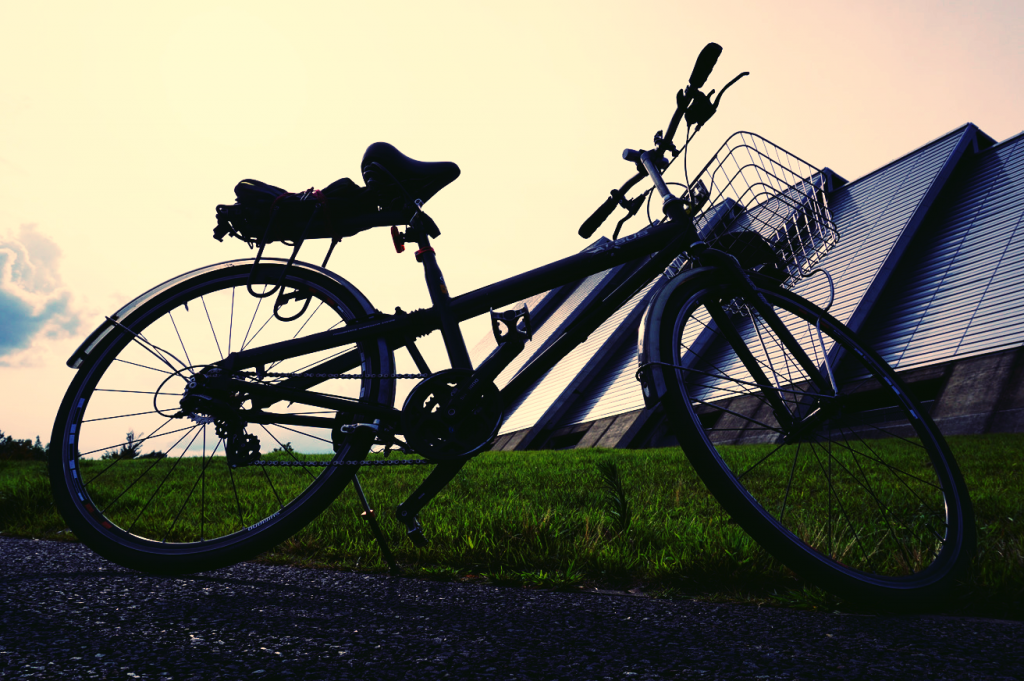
[{"xmin": 1, "ymin": 536, "xmax": 1021, "ymax": 680}]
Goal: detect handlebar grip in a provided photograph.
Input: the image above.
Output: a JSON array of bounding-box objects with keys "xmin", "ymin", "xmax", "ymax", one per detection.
[
  {"xmin": 578, "ymin": 195, "xmax": 619, "ymax": 238},
  {"xmin": 689, "ymin": 43, "xmax": 722, "ymax": 89}
]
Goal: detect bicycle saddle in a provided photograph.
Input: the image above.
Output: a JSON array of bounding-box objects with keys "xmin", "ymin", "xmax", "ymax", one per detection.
[{"xmin": 361, "ymin": 142, "xmax": 460, "ymax": 206}]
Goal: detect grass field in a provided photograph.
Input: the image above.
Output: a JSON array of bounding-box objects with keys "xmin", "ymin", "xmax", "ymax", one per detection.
[{"xmin": 2, "ymin": 433, "xmax": 1021, "ymax": 618}]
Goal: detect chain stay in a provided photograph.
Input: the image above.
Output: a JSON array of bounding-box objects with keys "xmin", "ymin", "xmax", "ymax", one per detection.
[
  {"xmin": 251, "ymin": 458, "xmax": 432, "ymax": 467},
  {"xmin": 240, "ymin": 370, "xmax": 429, "ymax": 380},
  {"xmin": 228, "ymin": 369, "xmax": 433, "ymax": 466}
]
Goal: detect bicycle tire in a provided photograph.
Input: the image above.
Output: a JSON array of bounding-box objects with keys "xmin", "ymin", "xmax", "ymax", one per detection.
[
  {"xmin": 49, "ymin": 260, "xmax": 396, "ymax": 575},
  {"xmin": 646, "ymin": 269, "xmax": 975, "ymax": 604}
]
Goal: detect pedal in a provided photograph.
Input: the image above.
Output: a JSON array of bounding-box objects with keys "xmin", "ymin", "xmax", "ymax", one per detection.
[
  {"xmin": 490, "ymin": 305, "xmax": 532, "ymax": 344},
  {"xmin": 401, "ymin": 514, "xmax": 429, "ymax": 548}
]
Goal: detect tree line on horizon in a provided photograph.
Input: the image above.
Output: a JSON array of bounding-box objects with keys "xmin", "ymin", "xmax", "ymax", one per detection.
[
  {"xmin": 0, "ymin": 428, "xmax": 166, "ymax": 462},
  {"xmin": 0, "ymin": 429, "xmax": 48, "ymax": 462}
]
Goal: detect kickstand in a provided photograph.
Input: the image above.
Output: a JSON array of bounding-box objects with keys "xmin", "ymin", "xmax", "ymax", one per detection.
[{"xmin": 352, "ymin": 474, "xmax": 402, "ymax": 576}]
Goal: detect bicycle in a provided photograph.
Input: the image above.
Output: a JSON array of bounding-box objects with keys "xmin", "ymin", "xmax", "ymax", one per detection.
[{"xmin": 49, "ymin": 44, "xmax": 975, "ymax": 605}]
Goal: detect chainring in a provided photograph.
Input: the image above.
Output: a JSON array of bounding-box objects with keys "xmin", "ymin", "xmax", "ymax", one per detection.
[{"xmin": 400, "ymin": 369, "xmax": 503, "ymax": 462}]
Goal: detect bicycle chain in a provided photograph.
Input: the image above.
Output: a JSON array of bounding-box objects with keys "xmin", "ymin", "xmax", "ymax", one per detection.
[
  {"xmin": 231, "ymin": 369, "xmax": 434, "ymax": 468},
  {"xmin": 251, "ymin": 458, "xmax": 432, "ymax": 467},
  {"xmin": 239, "ymin": 370, "xmax": 429, "ymax": 380}
]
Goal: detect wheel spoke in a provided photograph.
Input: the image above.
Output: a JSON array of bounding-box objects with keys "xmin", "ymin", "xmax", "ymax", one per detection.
[
  {"xmin": 168, "ymin": 310, "xmax": 194, "ymax": 370},
  {"xmin": 777, "ymin": 440, "xmax": 801, "ymax": 524},
  {"xmin": 89, "ymin": 423, "xmax": 199, "ymax": 516},
  {"xmin": 112, "ymin": 357, "xmax": 176, "ymax": 377},
  {"xmin": 127, "ymin": 426, "xmax": 203, "ymax": 537},
  {"xmin": 667, "ymin": 274, "xmax": 972, "ymax": 594},
  {"xmin": 80, "ymin": 417, "xmax": 181, "ymax": 464},
  {"xmin": 164, "ymin": 431, "xmax": 221, "ymax": 543},
  {"xmin": 52, "ymin": 264, "xmax": 393, "ymax": 565},
  {"xmin": 201, "ymin": 295, "xmax": 224, "ymax": 361},
  {"xmin": 258, "ymin": 424, "xmax": 318, "ymax": 481},
  {"xmin": 240, "ymin": 285, "xmax": 268, "ymax": 350}
]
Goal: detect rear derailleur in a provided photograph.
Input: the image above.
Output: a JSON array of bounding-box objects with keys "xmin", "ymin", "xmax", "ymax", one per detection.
[{"xmin": 216, "ymin": 420, "xmax": 262, "ymax": 469}]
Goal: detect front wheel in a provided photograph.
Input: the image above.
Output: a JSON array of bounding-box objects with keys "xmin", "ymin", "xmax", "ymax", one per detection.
[
  {"xmin": 49, "ymin": 261, "xmax": 396, "ymax": 574},
  {"xmin": 651, "ymin": 271, "xmax": 975, "ymax": 604}
]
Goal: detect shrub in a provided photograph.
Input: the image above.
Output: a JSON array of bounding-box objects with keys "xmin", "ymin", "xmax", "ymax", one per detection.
[{"xmin": 101, "ymin": 430, "xmax": 145, "ymax": 460}]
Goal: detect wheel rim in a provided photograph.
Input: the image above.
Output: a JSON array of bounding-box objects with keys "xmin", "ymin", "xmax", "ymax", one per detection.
[
  {"xmin": 670, "ymin": 281, "xmax": 966, "ymax": 585},
  {"xmin": 57, "ymin": 267, "xmax": 386, "ymax": 554}
]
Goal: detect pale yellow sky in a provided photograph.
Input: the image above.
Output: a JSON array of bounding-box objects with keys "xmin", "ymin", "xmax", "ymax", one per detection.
[{"xmin": 2, "ymin": 0, "xmax": 1022, "ymax": 441}]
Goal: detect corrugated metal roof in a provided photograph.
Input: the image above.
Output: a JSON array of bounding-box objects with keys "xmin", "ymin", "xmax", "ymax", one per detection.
[
  {"xmin": 550, "ymin": 128, "xmax": 979, "ymax": 431},
  {"xmin": 863, "ymin": 131, "xmax": 1024, "ymax": 369},
  {"xmin": 560, "ymin": 331, "xmax": 641, "ymax": 426},
  {"xmin": 787, "ymin": 126, "xmax": 977, "ymax": 330},
  {"xmin": 500, "ymin": 277, "xmax": 660, "ymax": 441},
  {"xmin": 474, "ymin": 124, "xmax": 1004, "ymax": 444},
  {"xmin": 496, "ymin": 265, "xmax": 622, "ymax": 433}
]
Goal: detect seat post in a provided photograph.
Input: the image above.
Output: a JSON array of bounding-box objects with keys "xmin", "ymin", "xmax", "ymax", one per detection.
[{"xmin": 411, "ymin": 219, "xmax": 472, "ymax": 371}]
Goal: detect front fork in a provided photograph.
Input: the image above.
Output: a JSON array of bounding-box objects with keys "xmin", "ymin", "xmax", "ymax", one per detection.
[{"xmin": 692, "ymin": 246, "xmax": 837, "ymax": 432}]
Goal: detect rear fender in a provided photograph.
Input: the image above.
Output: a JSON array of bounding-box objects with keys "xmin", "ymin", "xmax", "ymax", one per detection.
[{"xmin": 66, "ymin": 258, "xmax": 375, "ymax": 369}]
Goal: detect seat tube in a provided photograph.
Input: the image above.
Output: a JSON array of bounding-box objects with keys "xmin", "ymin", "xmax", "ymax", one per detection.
[{"xmin": 417, "ymin": 246, "xmax": 472, "ymax": 370}]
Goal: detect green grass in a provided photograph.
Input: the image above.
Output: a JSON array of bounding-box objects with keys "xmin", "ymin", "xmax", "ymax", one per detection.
[{"xmin": 2, "ymin": 433, "xmax": 1021, "ymax": 618}]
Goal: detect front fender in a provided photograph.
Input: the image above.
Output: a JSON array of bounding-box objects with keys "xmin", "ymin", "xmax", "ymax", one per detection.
[
  {"xmin": 636, "ymin": 266, "xmax": 718, "ymax": 408},
  {"xmin": 637, "ymin": 265, "xmax": 786, "ymax": 408}
]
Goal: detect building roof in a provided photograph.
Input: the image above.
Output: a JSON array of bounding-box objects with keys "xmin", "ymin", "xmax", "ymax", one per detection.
[
  {"xmin": 862, "ymin": 130, "xmax": 1024, "ymax": 370},
  {"xmin": 470, "ymin": 123, "xmax": 1024, "ymax": 448}
]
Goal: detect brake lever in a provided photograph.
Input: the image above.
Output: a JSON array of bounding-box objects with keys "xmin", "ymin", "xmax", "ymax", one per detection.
[
  {"xmin": 611, "ymin": 194, "xmax": 647, "ymax": 240},
  {"xmin": 684, "ymin": 71, "xmax": 749, "ymax": 131},
  {"xmin": 711, "ymin": 72, "xmax": 749, "ymax": 112}
]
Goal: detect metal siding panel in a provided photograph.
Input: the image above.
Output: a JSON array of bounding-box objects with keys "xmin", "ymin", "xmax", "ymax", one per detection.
[
  {"xmin": 561, "ymin": 340, "xmax": 639, "ymax": 426},
  {"xmin": 497, "ymin": 268, "xmax": 618, "ymax": 432},
  {"xmin": 865, "ymin": 133, "xmax": 1024, "ymax": 368},
  {"xmin": 498, "ymin": 276, "xmax": 652, "ymax": 435},
  {"xmin": 468, "ymin": 288, "xmax": 555, "ymax": 367},
  {"xmin": 481, "ymin": 128, "xmax": 1024, "ymax": 438},
  {"xmin": 808, "ymin": 130, "xmax": 968, "ymax": 333}
]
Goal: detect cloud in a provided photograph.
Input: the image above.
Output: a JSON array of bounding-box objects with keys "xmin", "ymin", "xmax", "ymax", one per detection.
[{"xmin": 0, "ymin": 224, "xmax": 84, "ymax": 364}]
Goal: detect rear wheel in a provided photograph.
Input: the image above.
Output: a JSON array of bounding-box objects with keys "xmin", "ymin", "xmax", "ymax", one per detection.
[
  {"xmin": 654, "ymin": 271, "xmax": 975, "ymax": 603},
  {"xmin": 49, "ymin": 261, "xmax": 395, "ymax": 574}
]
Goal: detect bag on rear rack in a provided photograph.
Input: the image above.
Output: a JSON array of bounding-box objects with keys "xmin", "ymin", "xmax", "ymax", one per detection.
[{"xmin": 214, "ymin": 177, "xmax": 378, "ymax": 245}]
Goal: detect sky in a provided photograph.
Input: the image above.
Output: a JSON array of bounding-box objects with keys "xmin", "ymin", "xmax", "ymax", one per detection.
[{"xmin": 1, "ymin": 0, "xmax": 1022, "ymax": 441}]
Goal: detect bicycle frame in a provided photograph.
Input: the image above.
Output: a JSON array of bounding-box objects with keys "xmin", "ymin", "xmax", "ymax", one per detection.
[
  {"xmin": 210, "ymin": 212, "xmax": 698, "ymax": 425},
  {"xmin": 204, "ymin": 148, "xmax": 835, "ymax": 446}
]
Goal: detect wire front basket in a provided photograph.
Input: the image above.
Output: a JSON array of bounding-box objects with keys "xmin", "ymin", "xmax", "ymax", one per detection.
[{"xmin": 683, "ymin": 131, "xmax": 838, "ymax": 286}]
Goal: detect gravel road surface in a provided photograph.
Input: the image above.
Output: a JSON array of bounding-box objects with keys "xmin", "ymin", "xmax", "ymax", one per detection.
[{"xmin": 1, "ymin": 536, "xmax": 1021, "ymax": 680}]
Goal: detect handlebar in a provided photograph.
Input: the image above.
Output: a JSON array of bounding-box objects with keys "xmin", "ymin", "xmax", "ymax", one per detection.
[
  {"xmin": 579, "ymin": 42, "xmax": 734, "ymax": 238},
  {"xmin": 579, "ymin": 195, "xmax": 619, "ymax": 239},
  {"xmin": 578, "ymin": 171, "xmax": 647, "ymax": 238}
]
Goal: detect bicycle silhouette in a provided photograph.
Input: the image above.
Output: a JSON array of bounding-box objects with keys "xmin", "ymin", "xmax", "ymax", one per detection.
[{"xmin": 50, "ymin": 44, "xmax": 974, "ymax": 605}]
